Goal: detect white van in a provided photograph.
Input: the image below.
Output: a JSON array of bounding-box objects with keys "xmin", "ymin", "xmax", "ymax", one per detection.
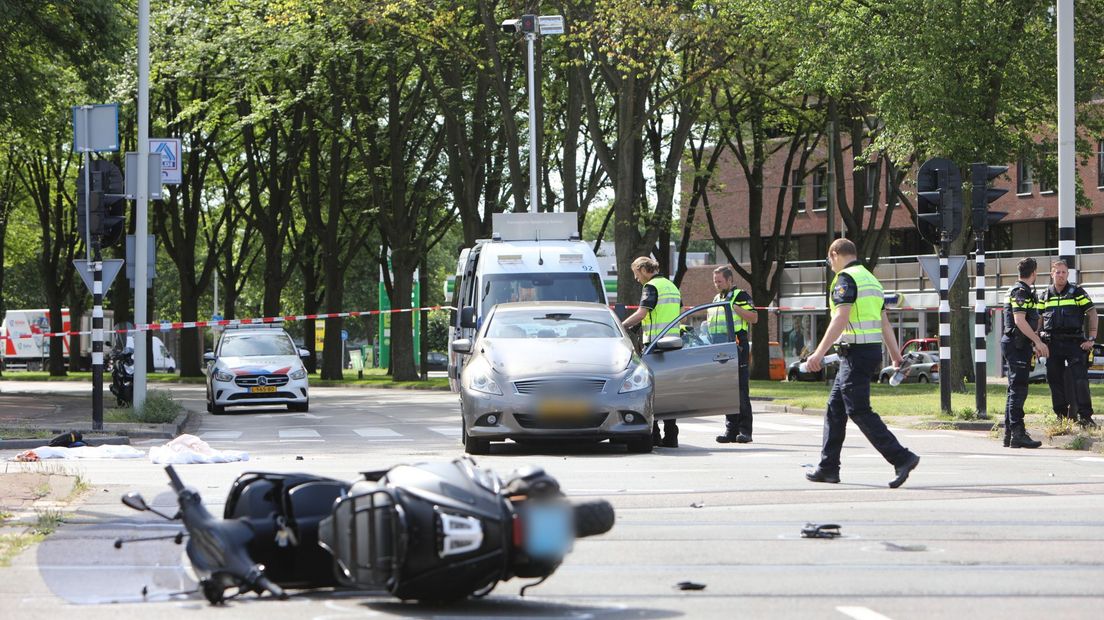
[
  {"xmin": 125, "ymin": 335, "xmax": 177, "ymax": 373},
  {"xmin": 448, "ymin": 212, "xmax": 608, "ymax": 390}
]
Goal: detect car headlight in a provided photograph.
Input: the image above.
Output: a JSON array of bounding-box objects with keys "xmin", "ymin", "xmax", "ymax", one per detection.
[
  {"xmin": 214, "ymin": 369, "xmax": 234, "ymax": 382},
  {"xmin": 619, "ymin": 364, "xmax": 651, "ymax": 393},
  {"xmin": 468, "ymin": 364, "xmax": 503, "ymax": 395},
  {"xmin": 290, "ymin": 368, "xmax": 307, "ymax": 380}
]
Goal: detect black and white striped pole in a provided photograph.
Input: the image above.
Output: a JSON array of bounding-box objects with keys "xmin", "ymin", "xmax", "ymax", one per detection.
[
  {"xmin": 938, "ymin": 249, "xmax": 952, "ymax": 416},
  {"xmin": 970, "ymin": 162, "xmax": 1009, "ymax": 420},
  {"xmin": 92, "ymin": 243, "xmax": 104, "ymax": 430}
]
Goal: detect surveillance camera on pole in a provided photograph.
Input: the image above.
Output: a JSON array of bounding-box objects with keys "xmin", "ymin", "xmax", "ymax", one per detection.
[{"xmin": 499, "ymin": 14, "xmax": 566, "ymax": 213}]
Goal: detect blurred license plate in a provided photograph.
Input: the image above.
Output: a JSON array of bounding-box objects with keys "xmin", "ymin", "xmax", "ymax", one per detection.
[
  {"xmin": 250, "ymin": 386, "xmax": 277, "ymax": 393},
  {"xmin": 537, "ymin": 399, "xmax": 589, "ymax": 418},
  {"xmin": 523, "ymin": 503, "xmax": 572, "ymax": 559}
]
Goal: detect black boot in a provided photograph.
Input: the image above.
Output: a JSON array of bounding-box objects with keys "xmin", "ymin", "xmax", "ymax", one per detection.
[
  {"xmin": 1002, "ymin": 422, "xmax": 1010, "ymax": 448},
  {"xmin": 652, "ymin": 422, "xmax": 662, "ymax": 447},
  {"xmin": 661, "ymin": 420, "xmax": 679, "ymax": 448},
  {"xmin": 1010, "ymin": 428, "xmax": 1042, "ymax": 449}
]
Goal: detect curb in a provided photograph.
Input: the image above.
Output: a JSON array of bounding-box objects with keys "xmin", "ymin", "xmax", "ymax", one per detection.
[{"xmin": 0, "ymin": 409, "xmax": 191, "ymax": 449}]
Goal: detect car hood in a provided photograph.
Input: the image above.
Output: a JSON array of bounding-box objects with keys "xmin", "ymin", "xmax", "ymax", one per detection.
[
  {"xmin": 216, "ymin": 356, "xmax": 302, "ymax": 374},
  {"xmin": 481, "ymin": 338, "xmax": 632, "ymax": 376}
]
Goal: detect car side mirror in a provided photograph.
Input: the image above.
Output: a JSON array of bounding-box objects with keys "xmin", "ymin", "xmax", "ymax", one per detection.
[
  {"xmin": 203, "ymin": 352, "xmax": 215, "ymax": 362},
  {"xmin": 298, "ymin": 348, "xmax": 310, "ymax": 358},
  {"xmin": 451, "ymin": 339, "xmax": 472, "ymax": 354},
  {"xmin": 652, "ymin": 335, "xmax": 684, "ymax": 352},
  {"xmin": 460, "ymin": 306, "xmax": 476, "ymax": 329}
]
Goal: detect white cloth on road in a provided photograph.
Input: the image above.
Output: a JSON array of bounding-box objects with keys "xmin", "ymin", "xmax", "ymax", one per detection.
[
  {"xmin": 16, "ymin": 445, "xmax": 145, "ymax": 460},
  {"xmin": 148, "ymin": 433, "xmax": 249, "ymax": 464}
]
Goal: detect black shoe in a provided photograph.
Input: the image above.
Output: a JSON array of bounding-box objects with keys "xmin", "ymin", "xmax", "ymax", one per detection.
[
  {"xmin": 1010, "ymin": 433, "xmax": 1042, "ymax": 449},
  {"xmin": 1079, "ymin": 418, "xmax": 1099, "ymax": 430},
  {"xmin": 889, "ymin": 453, "xmax": 920, "ymax": 488},
  {"xmin": 661, "ymin": 435, "xmax": 679, "ymax": 448},
  {"xmin": 652, "ymin": 433, "xmax": 662, "ymax": 447},
  {"xmin": 715, "ymin": 433, "xmax": 751, "ymax": 444},
  {"xmin": 805, "ymin": 468, "xmax": 840, "ymax": 484}
]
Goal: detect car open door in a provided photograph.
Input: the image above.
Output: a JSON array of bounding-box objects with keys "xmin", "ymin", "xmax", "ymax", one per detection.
[{"xmin": 646, "ymin": 302, "xmax": 742, "ymax": 420}]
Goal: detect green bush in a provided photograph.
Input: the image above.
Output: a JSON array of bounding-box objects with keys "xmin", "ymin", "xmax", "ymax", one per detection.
[{"xmin": 105, "ymin": 390, "xmax": 182, "ymax": 424}]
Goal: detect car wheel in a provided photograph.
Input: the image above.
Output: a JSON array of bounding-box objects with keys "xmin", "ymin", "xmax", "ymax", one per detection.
[
  {"xmin": 918, "ymin": 374, "xmax": 929, "ymax": 384},
  {"xmin": 210, "ymin": 402, "xmax": 226, "ymax": 415},
  {"xmin": 462, "ymin": 420, "xmax": 490, "ymax": 455},
  {"xmin": 788, "ymin": 370, "xmax": 798, "ymax": 382},
  {"xmin": 627, "ymin": 434, "xmax": 653, "ymax": 454},
  {"xmin": 288, "ymin": 400, "xmax": 309, "ymax": 412}
]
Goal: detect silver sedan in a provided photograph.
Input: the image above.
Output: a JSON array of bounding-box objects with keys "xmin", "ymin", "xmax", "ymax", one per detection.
[{"xmin": 452, "ymin": 301, "xmax": 744, "ymax": 454}]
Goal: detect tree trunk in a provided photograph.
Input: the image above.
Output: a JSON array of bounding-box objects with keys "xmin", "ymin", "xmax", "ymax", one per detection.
[
  {"xmin": 179, "ymin": 280, "xmax": 202, "ymax": 377},
  {"xmin": 389, "ymin": 252, "xmax": 418, "ymax": 381}
]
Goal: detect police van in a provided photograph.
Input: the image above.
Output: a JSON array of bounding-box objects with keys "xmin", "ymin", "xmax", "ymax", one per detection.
[{"xmin": 447, "ymin": 212, "xmax": 608, "ymax": 390}]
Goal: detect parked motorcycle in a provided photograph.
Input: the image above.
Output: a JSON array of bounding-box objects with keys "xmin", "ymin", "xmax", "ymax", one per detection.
[
  {"xmin": 109, "ymin": 346, "xmax": 135, "ymax": 407},
  {"xmin": 116, "ymin": 458, "xmax": 615, "ymax": 605}
]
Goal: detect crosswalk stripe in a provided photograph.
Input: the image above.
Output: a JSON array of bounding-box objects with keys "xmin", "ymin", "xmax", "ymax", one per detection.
[
  {"xmin": 428, "ymin": 426, "xmax": 461, "ymax": 437},
  {"xmin": 199, "ymin": 431, "xmax": 243, "ymax": 440},
  {"xmin": 278, "ymin": 428, "xmax": 321, "ymax": 439},
  {"xmin": 354, "ymin": 428, "xmax": 402, "ymax": 438}
]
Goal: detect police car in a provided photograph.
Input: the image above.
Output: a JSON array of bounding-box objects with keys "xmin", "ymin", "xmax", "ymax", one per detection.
[{"xmin": 204, "ymin": 325, "xmax": 311, "ymax": 414}]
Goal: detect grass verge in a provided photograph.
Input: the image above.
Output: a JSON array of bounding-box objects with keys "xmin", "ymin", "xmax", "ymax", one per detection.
[{"xmin": 105, "ymin": 389, "xmax": 183, "ymax": 424}]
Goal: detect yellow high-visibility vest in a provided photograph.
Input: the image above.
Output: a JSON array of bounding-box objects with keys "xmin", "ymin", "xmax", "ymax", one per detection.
[{"xmin": 830, "ymin": 264, "xmax": 883, "ymax": 345}]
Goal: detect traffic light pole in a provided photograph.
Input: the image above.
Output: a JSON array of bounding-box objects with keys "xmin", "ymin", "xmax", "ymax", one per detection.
[
  {"xmin": 92, "ymin": 242, "xmax": 104, "ymax": 430},
  {"xmin": 974, "ymin": 231, "xmax": 988, "ymax": 419},
  {"xmin": 938, "ymin": 239, "xmax": 952, "ymax": 416}
]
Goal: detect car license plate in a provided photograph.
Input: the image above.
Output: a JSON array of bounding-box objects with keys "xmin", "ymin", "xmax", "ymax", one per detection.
[
  {"xmin": 250, "ymin": 386, "xmax": 277, "ymax": 393},
  {"xmin": 537, "ymin": 399, "xmax": 590, "ymax": 418},
  {"xmin": 523, "ymin": 502, "xmax": 573, "ymax": 559}
]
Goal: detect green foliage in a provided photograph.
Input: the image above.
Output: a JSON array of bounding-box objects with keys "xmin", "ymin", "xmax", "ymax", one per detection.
[{"xmin": 105, "ymin": 390, "xmax": 183, "ymax": 424}]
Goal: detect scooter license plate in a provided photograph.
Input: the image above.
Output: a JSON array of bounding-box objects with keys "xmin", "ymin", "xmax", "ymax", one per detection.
[
  {"xmin": 523, "ymin": 503, "xmax": 573, "ymax": 559},
  {"xmin": 250, "ymin": 386, "xmax": 277, "ymax": 393}
]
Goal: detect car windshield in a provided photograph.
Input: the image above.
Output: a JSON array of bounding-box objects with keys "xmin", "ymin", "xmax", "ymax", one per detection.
[
  {"xmin": 480, "ymin": 273, "xmax": 605, "ymax": 315},
  {"xmin": 486, "ymin": 310, "xmax": 620, "ymax": 339},
  {"xmin": 220, "ymin": 332, "xmax": 296, "ymax": 356}
]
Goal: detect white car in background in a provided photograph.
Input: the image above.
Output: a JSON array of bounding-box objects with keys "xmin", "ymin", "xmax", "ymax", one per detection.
[{"xmin": 204, "ymin": 326, "xmax": 310, "ymax": 414}]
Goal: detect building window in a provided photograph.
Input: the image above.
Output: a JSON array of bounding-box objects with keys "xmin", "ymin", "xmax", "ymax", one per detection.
[
  {"xmin": 864, "ymin": 165, "xmax": 878, "ymax": 208},
  {"xmin": 1038, "ymin": 166, "xmax": 1054, "ymax": 195},
  {"xmin": 791, "ymin": 170, "xmax": 806, "ymax": 210},
  {"xmin": 1076, "ymin": 216, "xmax": 1093, "ymax": 249},
  {"xmin": 1016, "ymin": 158, "xmax": 1033, "ymax": 195},
  {"xmin": 987, "ymin": 223, "xmax": 1013, "ymax": 252},
  {"xmin": 812, "ymin": 167, "xmax": 828, "ymax": 211},
  {"xmin": 1097, "ymin": 140, "xmax": 1104, "ymax": 188}
]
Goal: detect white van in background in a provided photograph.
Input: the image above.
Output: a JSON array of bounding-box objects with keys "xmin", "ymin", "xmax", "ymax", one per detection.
[
  {"xmin": 447, "ymin": 212, "xmax": 608, "ymax": 391},
  {"xmin": 125, "ymin": 335, "xmax": 177, "ymax": 373}
]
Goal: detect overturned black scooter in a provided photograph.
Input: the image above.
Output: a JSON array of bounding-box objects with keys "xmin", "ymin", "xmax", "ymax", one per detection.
[
  {"xmin": 109, "ymin": 346, "xmax": 135, "ymax": 407},
  {"xmin": 117, "ymin": 458, "xmax": 615, "ymax": 605}
]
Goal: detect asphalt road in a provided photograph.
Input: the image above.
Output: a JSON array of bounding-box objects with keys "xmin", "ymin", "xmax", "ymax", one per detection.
[{"xmin": 3, "ymin": 383, "xmax": 1104, "ymax": 619}]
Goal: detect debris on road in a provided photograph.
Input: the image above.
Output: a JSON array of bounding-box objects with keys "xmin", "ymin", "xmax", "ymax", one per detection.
[
  {"xmin": 801, "ymin": 523, "xmax": 842, "ymax": 539},
  {"xmin": 677, "ymin": 581, "xmax": 707, "ymax": 591}
]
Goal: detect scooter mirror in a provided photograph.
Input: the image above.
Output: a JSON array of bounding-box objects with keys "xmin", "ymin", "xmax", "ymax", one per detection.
[{"xmin": 121, "ymin": 491, "xmax": 150, "ymax": 512}]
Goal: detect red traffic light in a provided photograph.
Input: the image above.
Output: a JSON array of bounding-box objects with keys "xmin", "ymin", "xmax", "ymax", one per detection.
[{"xmin": 521, "ymin": 14, "xmax": 536, "ymax": 33}]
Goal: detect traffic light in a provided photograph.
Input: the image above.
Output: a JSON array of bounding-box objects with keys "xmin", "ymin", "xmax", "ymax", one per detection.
[
  {"xmin": 76, "ymin": 159, "xmax": 126, "ymax": 249},
  {"xmin": 520, "ymin": 14, "xmax": 537, "ymax": 33},
  {"xmin": 970, "ymin": 162, "xmax": 1008, "ymax": 233},
  {"xmin": 914, "ymin": 157, "xmax": 963, "ymax": 247}
]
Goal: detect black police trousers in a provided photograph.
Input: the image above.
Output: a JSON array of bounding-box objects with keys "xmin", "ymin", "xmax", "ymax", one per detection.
[
  {"xmin": 1002, "ymin": 340, "xmax": 1032, "ymax": 433},
  {"xmin": 817, "ymin": 344, "xmax": 912, "ymax": 474},
  {"xmin": 724, "ymin": 337, "xmax": 753, "ymax": 437},
  {"xmin": 1045, "ymin": 338, "xmax": 1094, "ymax": 421}
]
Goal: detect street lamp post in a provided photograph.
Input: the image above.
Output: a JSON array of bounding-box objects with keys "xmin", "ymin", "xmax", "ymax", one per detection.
[{"xmin": 501, "ymin": 14, "xmax": 564, "ymax": 214}]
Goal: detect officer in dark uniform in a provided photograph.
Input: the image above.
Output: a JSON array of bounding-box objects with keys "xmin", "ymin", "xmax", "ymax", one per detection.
[
  {"xmin": 1039, "ymin": 259, "xmax": 1098, "ymax": 428},
  {"xmin": 803, "ymin": 238, "xmax": 920, "ymax": 488},
  {"xmin": 1001, "ymin": 258, "xmax": 1047, "ymax": 448}
]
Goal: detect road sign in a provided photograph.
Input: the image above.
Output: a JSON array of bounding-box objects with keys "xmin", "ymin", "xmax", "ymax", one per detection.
[
  {"xmin": 918, "ymin": 255, "xmax": 967, "ymax": 288},
  {"xmin": 72, "ymin": 104, "xmax": 120, "ymax": 153},
  {"xmin": 125, "ymin": 152, "xmax": 163, "ymax": 199},
  {"xmin": 74, "ymin": 259, "xmax": 125, "ymax": 293},
  {"xmin": 151, "ymin": 138, "xmax": 182, "ymax": 184},
  {"xmin": 341, "ymin": 329, "xmax": 349, "ymax": 342}
]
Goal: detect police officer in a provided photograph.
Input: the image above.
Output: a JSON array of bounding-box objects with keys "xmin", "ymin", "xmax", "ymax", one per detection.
[
  {"xmin": 708, "ymin": 265, "xmax": 758, "ymax": 444},
  {"xmin": 1039, "ymin": 259, "xmax": 1098, "ymax": 428},
  {"xmin": 1001, "ymin": 257, "xmax": 1047, "ymax": 448},
  {"xmin": 621, "ymin": 256, "xmax": 682, "ymax": 447},
  {"xmin": 803, "ymin": 238, "xmax": 920, "ymax": 488}
]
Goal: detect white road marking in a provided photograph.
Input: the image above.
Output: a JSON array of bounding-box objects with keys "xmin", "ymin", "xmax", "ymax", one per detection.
[
  {"xmin": 963, "ymin": 454, "xmax": 1011, "ymax": 459},
  {"xmin": 428, "ymin": 426, "xmax": 461, "ymax": 437},
  {"xmin": 1077, "ymin": 457, "xmax": 1104, "ymax": 463},
  {"xmin": 199, "ymin": 431, "xmax": 242, "ymax": 440},
  {"xmin": 754, "ymin": 421, "xmax": 816, "ymax": 431},
  {"xmin": 837, "ymin": 606, "xmax": 895, "ymax": 620},
  {"xmin": 353, "ymin": 428, "xmax": 402, "ymax": 438},
  {"xmin": 279, "ymin": 428, "xmax": 321, "ymax": 439}
]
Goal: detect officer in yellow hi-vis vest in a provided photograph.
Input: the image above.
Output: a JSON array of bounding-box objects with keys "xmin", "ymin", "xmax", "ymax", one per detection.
[
  {"xmin": 802, "ymin": 238, "xmax": 920, "ymax": 488},
  {"xmin": 708, "ymin": 265, "xmax": 758, "ymax": 444},
  {"xmin": 621, "ymin": 256, "xmax": 681, "ymax": 447},
  {"xmin": 1039, "ymin": 259, "xmax": 1098, "ymax": 428}
]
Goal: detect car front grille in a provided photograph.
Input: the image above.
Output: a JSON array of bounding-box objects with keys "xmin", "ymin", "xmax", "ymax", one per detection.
[
  {"xmin": 514, "ymin": 412, "xmax": 609, "ymax": 430},
  {"xmin": 234, "ymin": 374, "xmax": 290, "ymax": 388},
  {"xmin": 513, "ymin": 378, "xmax": 607, "ymax": 395}
]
